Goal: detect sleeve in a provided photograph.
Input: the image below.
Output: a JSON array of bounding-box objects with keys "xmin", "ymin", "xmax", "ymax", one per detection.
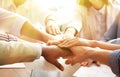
[
  {"xmin": 63, "ymin": 20, "xmax": 82, "ymax": 35},
  {"xmin": 109, "ymin": 49, "xmax": 120, "ymax": 77},
  {"xmin": 101, "ymin": 12, "xmax": 120, "ymax": 42},
  {"xmin": 0, "ymin": 8, "xmax": 28, "ymax": 36},
  {"xmin": 0, "ymin": 40, "xmax": 42, "ymax": 65}
]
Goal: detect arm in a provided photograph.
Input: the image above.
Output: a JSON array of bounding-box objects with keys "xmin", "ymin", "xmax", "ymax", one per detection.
[
  {"xmin": 20, "ymin": 21, "xmax": 54, "ymax": 42},
  {"xmin": 66, "ymin": 46, "xmax": 110, "ymax": 65},
  {"xmin": 47, "ymin": 37, "xmax": 120, "ymax": 50},
  {"xmin": 0, "ymin": 8, "xmax": 54, "ymax": 43},
  {"xmin": 79, "ymin": 47, "xmax": 120, "ymax": 77},
  {"xmin": 66, "ymin": 46, "xmax": 120, "ymax": 77},
  {"xmin": 62, "ymin": 20, "xmax": 82, "ymax": 39},
  {"xmin": 91, "ymin": 40, "xmax": 120, "ymax": 50},
  {"xmin": 0, "ymin": 38, "xmax": 73, "ymax": 71},
  {"xmin": 0, "ymin": 40, "xmax": 41, "ymax": 65},
  {"xmin": 45, "ymin": 14, "xmax": 61, "ymax": 35}
]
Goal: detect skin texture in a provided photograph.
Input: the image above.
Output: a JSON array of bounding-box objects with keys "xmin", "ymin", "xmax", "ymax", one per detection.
[
  {"xmin": 65, "ymin": 46, "xmax": 110, "ymax": 66},
  {"xmin": 41, "ymin": 44, "xmax": 73, "ymax": 71}
]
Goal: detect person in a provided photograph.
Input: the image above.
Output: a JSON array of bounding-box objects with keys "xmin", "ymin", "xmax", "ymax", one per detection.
[
  {"xmin": 0, "ymin": 8, "xmax": 54, "ymax": 43},
  {"xmin": 0, "ymin": 33, "xmax": 72, "ymax": 71},
  {"xmin": 48, "ymin": 37, "xmax": 120, "ymax": 50},
  {"xmin": 101, "ymin": 11, "xmax": 120, "ymax": 42},
  {"xmin": 0, "ymin": 4, "xmax": 78, "ymax": 77},
  {"xmin": 48, "ymin": 37, "xmax": 120, "ymax": 76},
  {"xmin": 0, "ymin": 0, "xmax": 79, "ymax": 77},
  {"xmin": 65, "ymin": 43, "xmax": 120, "ymax": 77},
  {"xmin": 44, "ymin": 0, "xmax": 79, "ymax": 39},
  {"xmin": 71, "ymin": 0, "xmax": 120, "ymax": 40}
]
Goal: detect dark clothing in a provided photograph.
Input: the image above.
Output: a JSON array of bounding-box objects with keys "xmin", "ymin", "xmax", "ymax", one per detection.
[
  {"xmin": 110, "ymin": 49, "xmax": 120, "ymax": 77},
  {"xmin": 102, "ymin": 12, "xmax": 120, "ymax": 41},
  {"xmin": 109, "ymin": 38, "xmax": 120, "ymax": 77}
]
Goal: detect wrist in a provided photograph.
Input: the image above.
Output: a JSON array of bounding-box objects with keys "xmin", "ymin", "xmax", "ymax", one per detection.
[
  {"xmin": 45, "ymin": 15, "xmax": 56, "ymax": 26},
  {"xmin": 64, "ymin": 27, "xmax": 77, "ymax": 36}
]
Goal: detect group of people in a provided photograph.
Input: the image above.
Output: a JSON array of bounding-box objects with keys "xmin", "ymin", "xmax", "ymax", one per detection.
[{"xmin": 0, "ymin": 0, "xmax": 120, "ymax": 77}]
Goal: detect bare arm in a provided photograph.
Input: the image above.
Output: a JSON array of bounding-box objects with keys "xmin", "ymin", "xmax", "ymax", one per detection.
[
  {"xmin": 91, "ymin": 40, "xmax": 120, "ymax": 50},
  {"xmin": 21, "ymin": 21, "xmax": 54, "ymax": 42},
  {"xmin": 47, "ymin": 37, "xmax": 120, "ymax": 50},
  {"xmin": 66, "ymin": 46, "xmax": 110, "ymax": 66}
]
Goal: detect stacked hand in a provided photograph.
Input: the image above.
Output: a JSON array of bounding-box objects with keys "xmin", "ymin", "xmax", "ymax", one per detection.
[
  {"xmin": 41, "ymin": 44, "xmax": 73, "ymax": 71},
  {"xmin": 65, "ymin": 46, "xmax": 100, "ymax": 66},
  {"xmin": 47, "ymin": 37, "xmax": 92, "ymax": 48},
  {"xmin": 47, "ymin": 37, "xmax": 100, "ymax": 66}
]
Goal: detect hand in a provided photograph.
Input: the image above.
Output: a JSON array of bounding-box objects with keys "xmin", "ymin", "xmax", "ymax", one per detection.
[
  {"xmin": 47, "ymin": 38, "xmax": 80, "ymax": 47},
  {"xmin": 80, "ymin": 59, "xmax": 100, "ymax": 67},
  {"xmin": 80, "ymin": 59, "xmax": 94, "ymax": 67},
  {"xmin": 46, "ymin": 21, "xmax": 61, "ymax": 35},
  {"xmin": 62, "ymin": 33, "xmax": 74, "ymax": 39},
  {"xmin": 65, "ymin": 46, "xmax": 98, "ymax": 65},
  {"xmin": 41, "ymin": 44, "xmax": 72, "ymax": 71},
  {"xmin": 47, "ymin": 37, "xmax": 91, "ymax": 48}
]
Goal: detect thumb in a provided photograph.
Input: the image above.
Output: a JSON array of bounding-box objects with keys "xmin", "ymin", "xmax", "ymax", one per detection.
[{"xmin": 52, "ymin": 60, "xmax": 64, "ymax": 71}]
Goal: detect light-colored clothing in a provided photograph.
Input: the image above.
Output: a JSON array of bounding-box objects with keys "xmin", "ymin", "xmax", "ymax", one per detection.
[
  {"xmin": 0, "ymin": 33, "xmax": 41, "ymax": 65},
  {"xmin": 0, "ymin": 8, "xmax": 42, "ymax": 65},
  {"xmin": 0, "ymin": 0, "xmax": 46, "ymax": 28},
  {"xmin": 38, "ymin": 0, "xmax": 80, "ymax": 33},
  {"xmin": 0, "ymin": 8, "xmax": 27, "ymax": 36},
  {"xmin": 73, "ymin": 2, "xmax": 120, "ymax": 40}
]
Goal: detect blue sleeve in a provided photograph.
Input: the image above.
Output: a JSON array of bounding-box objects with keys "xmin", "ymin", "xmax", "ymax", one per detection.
[{"xmin": 109, "ymin": 49, "xmax": 120, "ymax": 77}]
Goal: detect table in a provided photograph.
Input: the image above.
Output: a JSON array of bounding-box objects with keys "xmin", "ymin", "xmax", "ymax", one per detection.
[{"xmin": 0, "ymin": 63, "xmax": 32, "ymax": 77}]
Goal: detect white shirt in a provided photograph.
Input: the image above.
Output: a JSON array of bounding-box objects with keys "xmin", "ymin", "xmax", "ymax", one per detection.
[{"xmin": 0, "ymin": 8, "xmax": 27, "ymax": 36}]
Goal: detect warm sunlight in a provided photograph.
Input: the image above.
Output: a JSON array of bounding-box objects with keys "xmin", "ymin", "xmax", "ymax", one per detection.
[{"xmin": 13, "ymin": 0, "xmax": 26, "ymax": 7}]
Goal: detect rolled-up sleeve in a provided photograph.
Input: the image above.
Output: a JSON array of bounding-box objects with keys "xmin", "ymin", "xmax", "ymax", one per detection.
[
  {"xmin": 0, "ymin": 40, "xmax": 42, "ymax": 65},
  {"xmin": 109, "ymin": 49, "xmax": 120, "ymax": 77}
]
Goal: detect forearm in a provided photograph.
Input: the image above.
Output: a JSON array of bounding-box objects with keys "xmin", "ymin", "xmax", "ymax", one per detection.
[
  {"xmin": 91, "ymin": 40, "xmax": 120, "ymax": 50},
  {"xmin": 87, "ymin": 49, "xmax": 111, "ymax": 66},
  {"xmin": 89, "ymin": 49, "xmax": 120, "ymax": 77},
  {"xmin": 0, "ymin": 40, "xmax": 41, "ymax": 65},
  {"xmin": 21, "ymin": 21, "xmax": 51, "ymax": 42}
]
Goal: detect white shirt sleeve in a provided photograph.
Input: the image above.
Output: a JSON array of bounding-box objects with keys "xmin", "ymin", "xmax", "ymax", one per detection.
[
  {"xmin": 0, "ymin": 8, "xmax": 27, "ymax": 36},
  {"xmin": 0, "ymin": 40, "xmax": 42, "ymax": 64}
]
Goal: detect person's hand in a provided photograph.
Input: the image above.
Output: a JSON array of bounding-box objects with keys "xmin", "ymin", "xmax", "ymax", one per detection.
[
  {"xmin": 41, "ymin": 44, "xmax": 72, "ymax": 71},
  {"xmin": 62, "ymin": 33, "xmax": 74, "ymax": 39},
  {"xmin": 47, "ymin": 37, "xmax": 91, "ymax": 48},
  {"xmin": 80, "ymin": 59, "xmax": 94, "ymax": 67},
  {"xmin": 65, "ymin": 46, "xmax": 99, "ymax": 65},
  {"xmin": 46, "ymin": 20, "xmax": 61, "ymax": 35},
  {"xmin": 80, "ymin": 59, "xmax": 100, "ymax": 67}
]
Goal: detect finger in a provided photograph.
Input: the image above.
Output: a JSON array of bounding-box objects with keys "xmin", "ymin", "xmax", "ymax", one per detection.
[
  {"xmin": 65, "ymin": 60, "xmax": 71, "ymax": 65},
  {"xmin": 58, "ymin": 40, "xmax": 71, "ymax": 47},
  {"xmin": 81, "ymin": 62, "xmax": 88, "ymax": 66},
  {"xmin": 95, "ymin": 61, "xmax": 101, "ymax": 66},
  {"xmin": 58, "ymin": 39, "xmax": 76, "ymax": 48},
  {"xmin": 51, "ymin": 26, "xmax": 57, "ymax": 35},
  {"xmin": 55, "ymin": 27, "xmax": 61, "ymax": 34},
  {"xmin": 65, "ymin": 58, "xmax": 73, "ymax": 64},
  {"xmin": 52, "ymin": 60, "xmax": 64, "ymax": 71},
  {"xmin": 47, "ymin": 40, "xmax": 61, "ymax": 45},
  {"xmin": 65, "ymin": 57, "xmax": 78, "ymax": 66},
  {"xmin": 87, "ymin": 60, "xmax": 94, "ymax": 67}
]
